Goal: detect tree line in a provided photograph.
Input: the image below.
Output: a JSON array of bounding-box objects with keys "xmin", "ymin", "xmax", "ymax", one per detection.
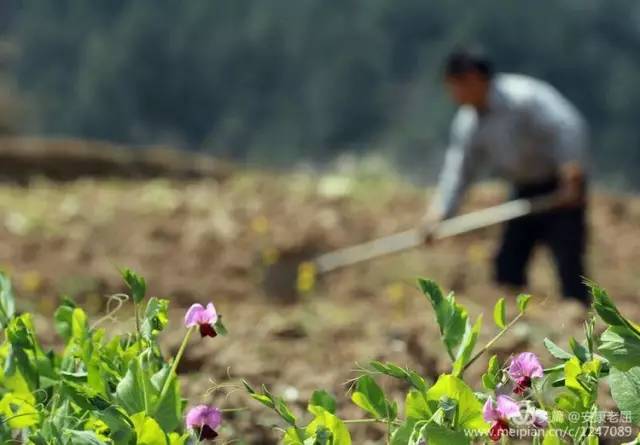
[{"xmin": 2, "ymin": 0, "xmax": 639, "ymax": 186}]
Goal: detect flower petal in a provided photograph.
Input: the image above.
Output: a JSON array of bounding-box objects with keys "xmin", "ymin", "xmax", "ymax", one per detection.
[
  {"xmin": 489, "ymin": 420, "xmax": 508, "ymax": 441},
  {"xmin": 533, "ymin": 409, "xmax": 548, "ymax": 428},
  {"xmin": 508, "ymin": 352, "xmax": 543, "ymax": 380},
  {"xmin": 205, "ymin": 302, "xmax": 219, "ymax": 324},
  {"xmin": 204, "ymin": 406, "xmax": 222, "ymax": 429},
  {"xmin": 496, "ymin": 395, "xmax": 520, "ymax": 419},
  {"xmin": 483, "ymin": 398, "xmax": 499, "ymax": 422},
  {"xmin": 199, "ymin": 424, "xmax": 219, "ymax": 440},
  {"xmin": 185, "ymin": 404, "xmax": 209, "ymax": 428},
  {"xmin": 185, "ymin": 304, "xmax": 205, "ymax": 328},
  {"xmin": 199, "ymin": 323, "xmax": 217, "ymax": 338},
  {"xmin": 185, "ymin": 405, "xmax": 222, "ymax": 430}
]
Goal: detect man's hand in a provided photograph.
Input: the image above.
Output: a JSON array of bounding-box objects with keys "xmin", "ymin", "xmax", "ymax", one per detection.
[
  {"xmin": 419, "ymin": 211, "xmax": 444, "ymax": 245},
  {"xmin": 557, "ymin": 163, "xmax": 585, "ymax": 208}
]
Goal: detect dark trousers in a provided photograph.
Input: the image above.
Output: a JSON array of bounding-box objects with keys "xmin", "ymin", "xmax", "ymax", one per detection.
[{"xmin": 494, "ymin": 178, "xmax": 589, "ymax": 303}]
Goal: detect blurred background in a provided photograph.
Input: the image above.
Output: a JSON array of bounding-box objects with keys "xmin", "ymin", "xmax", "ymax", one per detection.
[
  {"xmin": 2, "ymin": 0, "xmax": 640, "ymax": 183},
  {"xmin": 0, "ymin": 1, "xmax": 639, "ymax": 443}
]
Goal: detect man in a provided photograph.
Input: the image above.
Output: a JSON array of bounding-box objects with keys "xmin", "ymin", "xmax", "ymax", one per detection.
[{"xmin": 423, "ymin": 47, "xmax": 590, "ymax": 304}]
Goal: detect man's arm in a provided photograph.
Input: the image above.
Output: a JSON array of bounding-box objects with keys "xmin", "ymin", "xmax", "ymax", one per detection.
[{"xmin": 422, "ymin": 108, "xmax": 482, "ymax": 237}]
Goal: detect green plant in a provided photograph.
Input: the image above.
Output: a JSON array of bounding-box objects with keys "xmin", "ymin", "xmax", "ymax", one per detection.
[
  {"xmin": 245, "ymin": 279, "xmax": 640, "ymax": 444},
  {"xmin": 0, "ymin": 269, "xmax": 227, "ymax": 444}
]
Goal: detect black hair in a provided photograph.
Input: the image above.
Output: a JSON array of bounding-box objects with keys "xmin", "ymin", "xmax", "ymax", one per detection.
[{"xmin": 444, "ymin": 46, "xmax": 494, "ymax": 79}]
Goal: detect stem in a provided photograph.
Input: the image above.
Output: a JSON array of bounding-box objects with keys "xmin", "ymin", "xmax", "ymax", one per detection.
[
  {"xmin": 134, "ymin": 302, "xmax": 142, "ymax": 341},
  {"xmin": 140, "ymin": 355, "xmax": 150, "ymax": 413},
  {"xmin": 220, "ymin": 407, "xmax": 248, "ymax": 413},
  {"xmin": 463, "ymin": 312, "xmax": 525, "ymax": 372},
  {"xmin": 342, "ymin": 418, "xmax": 403, "ymax": 426},
  {"xmin": 152, "ymin": 326, "xmax": 195, "ymax": 416},
  {"xmin": 343, "ymin": 418, "xmax": 379, "ymax": 424}
]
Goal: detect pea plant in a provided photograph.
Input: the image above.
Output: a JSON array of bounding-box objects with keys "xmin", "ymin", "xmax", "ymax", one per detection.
[
  {"xmin": 245, "ymin": 279, "xmax": 640, "ymax": 445},
  {"xmin": 0, "ymin": 270, "xmax": 227, "ymax": 444}
]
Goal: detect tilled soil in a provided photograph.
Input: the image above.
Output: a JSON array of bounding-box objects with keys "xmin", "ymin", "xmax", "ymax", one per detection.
[{"xmin": 0, "ymin": 170, "xmax": 638, "ymax": 443}]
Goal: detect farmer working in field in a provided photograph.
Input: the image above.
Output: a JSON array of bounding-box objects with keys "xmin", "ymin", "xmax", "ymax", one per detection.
[{"xmin": 422, "ymin": 47, "xmax": 590, "ymax": 304}]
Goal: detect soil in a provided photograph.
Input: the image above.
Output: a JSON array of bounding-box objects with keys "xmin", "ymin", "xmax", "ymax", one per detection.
[{"xmin": 0, "ymin": 140, "xmax": 638, "ymax": 443}]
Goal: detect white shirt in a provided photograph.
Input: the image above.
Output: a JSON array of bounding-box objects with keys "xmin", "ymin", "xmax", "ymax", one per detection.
[{"xmin": 432, "ymin": 73, "xmax": 589, "ymax": 218}]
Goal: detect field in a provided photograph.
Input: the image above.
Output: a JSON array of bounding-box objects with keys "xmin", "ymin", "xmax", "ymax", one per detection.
[{"xmin": 1, "ymin": 140, "xmax": 639, "ymax": 443}]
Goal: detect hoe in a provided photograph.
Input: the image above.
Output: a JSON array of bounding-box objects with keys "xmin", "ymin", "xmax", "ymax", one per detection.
[{"xmin": 262, "ymin": 194, "xmax": 560, "ymax": 300}]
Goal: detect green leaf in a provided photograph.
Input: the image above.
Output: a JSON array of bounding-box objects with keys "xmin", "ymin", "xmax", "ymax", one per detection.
[
  {"xmin": 28, "ymin": 433, "xmax": 49, "ymax": 445},
  {"xmin": 244, "ymin": 382, "xmax": 298, "ymax": 426},
  {"xmin": 60, "ymin": 380, "xmax": 110, "ymax": 411},
  {"xmin": 426, "ymin": 374, "xmax": 488, "ymax": 433},
  {"xmin": 569, "ymin": 337, "xmax": 590, "ymax": 363},
  {"xmin": 542, "ymin": 430, "xmax": 564, "ymax": 445},
  {"xmin": 370, "ymin": 361, "xmax": 405, "ymax": 379},
  {"xmin": 94, "ymin": 405, "xmax": 136, "ymax": 444},
  {"xmin": 390, "ymin": 420, "xmax": 417, "ymax": 445},
  {"xmin": 150, "ymin": 365, "xmax": 181, "ymax": 433},
  {"xmin": 418, "ymin": 278, "xmax": 468, "ymax": 357},
  {"xmin": 481, "ymin": 355, "xmax": 501, "ymax": 390},
  {"xmin": 131, "ymin": 412, "xmax": 169, "ymax": 445},
  {"xmin": 71, "ymin": 307, "xmax": 89, "ymax": 343},
  {"xmin": 0, "ymin": 272, "xmax": 16, "ymax": 328},
  {"xmin": 543, "ymin": 338, "xmax": 573, "ymax": 360},
  {"xmin": 423, "ymin": 424, "xmax": 470, "ymax": 445},
  {"xmin": 564, "ymin": 357, "xmax": 600, "ymax": 408},
  {"xmin": 7, "ymin": 315, "xmax": 34, "ymax": 349},
  {"xmin": 309, "ymin": 390, "xmax": 337, "ymax": 415},
  {"xmin": 591, "ymin": 283, "xmax": 640, "ymax": 337},
  {"xmin": 213, "ymin": 316, "xmax": 228, "ymax": 336},
  {"xmin": 168, "ymin": 433, "xmax": 190, "ymax": 445},
  {"xmin": 493, "ymin": 298, "xmax": 506, "ymax": 329},
  {"xmin": 369, "ymin": 361, "xmax": 428, "ymax": 392},
  {"xmin": 599, "ymin": 326, "xmax": 640, "ymax": 371},
  {"xmin": 351, "ymin": 375, "xmax": 396, "ymax": 420},
  {"xmin": 142, "ymin": 298, "xmax": 169, "ymax": 341},
  {"xmin": 64, "ymin": 431, "xmax": 109, "ymax": 445},
  {"xmin": 0, "ymin": 392, "xmax": 39, "ymax": 428},
  {"xmin": 283, "ymin": 427, "xmax": 307, "ymax": 445},
  {"xmin": 249, "ymin": 392, "xmax": 275, "ymax": 409},
  {"xmin": 122, "ymin": 268, "xmax": 147, "ymax": 304},
  {"xmin": 53, "ymin": 298, "xmax": 77, "ymax": 341},
  {"xmin": 6, "ymin": 345, "xmax": 39, "ymax": 390},
  {"xmin": 405, "ymin": 389, "xmax": 430, "ymax": 420},
  {"xmin": 305, "ymin": 406, "xmax": 351, "ymax": 445},
  {"xmin": 452, "ymin": 315, "xmax": 482, "ymax": 376},
  {"xmin": 276, "ymin": 398, "xmax": 297, "ymax": 426},
  {"xmin": 116, "ymin": 360, "xmax": 147, "ymax": 414},
  {"xmin": 609, "ymin": 366, "xmax": 640, "ymax": 425},
  {"xmin": 517, "ymin": 294, "xmax": 531, "ymax": 313}
]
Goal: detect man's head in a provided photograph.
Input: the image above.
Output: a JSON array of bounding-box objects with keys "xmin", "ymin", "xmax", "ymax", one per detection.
[{"xmin": 443, "ymin": 47, "xmax": 494, "ymax": 109}]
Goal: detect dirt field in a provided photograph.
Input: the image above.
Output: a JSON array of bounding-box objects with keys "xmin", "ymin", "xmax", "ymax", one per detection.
[{"xmin": 0, "ymin": 147, "xmax": 639, "ymax": 443}]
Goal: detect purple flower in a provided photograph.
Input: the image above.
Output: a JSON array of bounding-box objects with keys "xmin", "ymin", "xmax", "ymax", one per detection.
[
  {"xmin": 483, "ymin": 396, "xmax": 520, "ymax": 441},
  {"xmin": 533, "ymin": 408, "xmax": 548, "ymax": 428},
  {"xmin": 508, "ymin": 352, "xmax": 543, "ymax": 395},
  {"xmin": 186, "ymin": 405, "xmax": 222, "ymax": 440},
  {"xmin": 185, "ymin": 303, "xmax": 219, "ymax": 338}
]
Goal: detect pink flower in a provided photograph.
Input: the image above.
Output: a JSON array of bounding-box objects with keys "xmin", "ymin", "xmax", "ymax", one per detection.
[
  {"xmin": 186, "ymin": 405, "xmax": 222, "ymax": 440},
  {"xmin": 532, "ymin": 408, "xmax": 548, "ymax": 428},
  {"xmin": 185, "ymin": 303, "xmax": 219, "ymax": 337},
  {"xmin": 508, "ymin": 352, "xmax": 543, "ymax": 395},
  {"xmin": 483, "ymin": 396, "xmax": 520, "ymax": 441}
]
